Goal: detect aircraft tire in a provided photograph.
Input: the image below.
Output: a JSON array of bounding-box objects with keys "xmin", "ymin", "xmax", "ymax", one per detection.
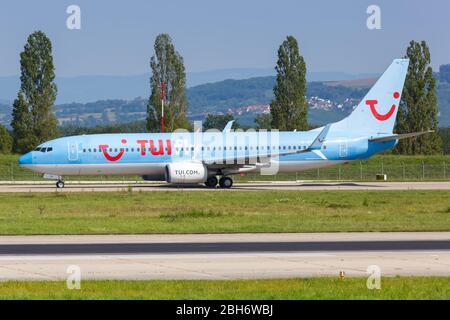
[
  {"xmin": 219, "ymin": 176, "xmax": 233, "ymax": 189},
  {"xmin": 205, "ymin": 176, "xmax": 218, "ymax": 188},
  {"xmin": 56, "ymin": 180, "xmax": 65, "ymax": 189}
]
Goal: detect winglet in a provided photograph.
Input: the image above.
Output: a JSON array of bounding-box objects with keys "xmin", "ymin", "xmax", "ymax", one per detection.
[
  {"xmin": 309, "ymin": 124, "xmax": 331, "ymax": 150},
  {"xmin": 223, "ymin": 120, "xmax": 234, "ymax": 133}
]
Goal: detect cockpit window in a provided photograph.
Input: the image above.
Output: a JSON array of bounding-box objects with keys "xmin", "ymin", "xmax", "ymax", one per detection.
[{"xmin": 34, "ymin": 147, "xmax": 53, "ymax": 152}]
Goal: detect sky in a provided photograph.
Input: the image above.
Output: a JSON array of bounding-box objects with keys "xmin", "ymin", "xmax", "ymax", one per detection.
[{"xmin": 0, "ymin": 0, "xmax": 449, "ymax": 77}]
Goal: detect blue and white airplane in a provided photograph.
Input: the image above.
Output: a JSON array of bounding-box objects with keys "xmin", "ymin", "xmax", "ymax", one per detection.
[{"xmin": 19, "ymin": 59, "xmax": 430, "ymax": 188}]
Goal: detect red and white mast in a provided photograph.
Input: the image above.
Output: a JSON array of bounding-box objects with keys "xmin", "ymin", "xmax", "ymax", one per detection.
[{"xmin": 161, "ymin": 81, "xmax": 165, "ymax": 133}]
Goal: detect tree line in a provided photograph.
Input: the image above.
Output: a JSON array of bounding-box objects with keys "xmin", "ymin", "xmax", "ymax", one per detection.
[{"xmin": 0, "ymin": 31, "xmax": 445, "ymax": 155}]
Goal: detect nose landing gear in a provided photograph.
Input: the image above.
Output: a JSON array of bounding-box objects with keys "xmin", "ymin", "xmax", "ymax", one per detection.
[{"xmin": 56, "ymin": 180, "xmax": 65, "ymax": 189}]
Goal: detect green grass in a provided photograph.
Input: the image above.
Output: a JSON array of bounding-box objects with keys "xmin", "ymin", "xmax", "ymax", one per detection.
[
  {"xmin": 1, "ymin": 154, "xmax": 449, "ymax": 181},
  {"xmin": 0, "ymin": 190, "xmax": 448, "ymax": 234},
  {"xmin": 0, "ymin": 277, "xmax": 448, "ymax": 299}
]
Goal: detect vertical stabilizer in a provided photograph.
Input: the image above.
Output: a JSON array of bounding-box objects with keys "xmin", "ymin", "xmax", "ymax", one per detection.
[{"xmin": 333, "ymin": 59, "xmax": 409, "ymax": 134}]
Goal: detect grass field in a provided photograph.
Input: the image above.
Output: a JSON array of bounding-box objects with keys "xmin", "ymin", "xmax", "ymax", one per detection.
[
  {"xmin": 0, "ymin": 190, "xmax": 448, "ymax": 234},
  {"xmin": 0, "ymin": 154, "xmax": 449, "ymax": 182},
  {"xmin": 0, "ymin": 277, "xmax": 448, "ymax": 299}
]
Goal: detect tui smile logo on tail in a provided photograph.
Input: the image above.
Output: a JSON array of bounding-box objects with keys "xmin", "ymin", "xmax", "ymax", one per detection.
[{"xmin": 365, "ymin": 92, "xmax": 400, "ymax": 121}]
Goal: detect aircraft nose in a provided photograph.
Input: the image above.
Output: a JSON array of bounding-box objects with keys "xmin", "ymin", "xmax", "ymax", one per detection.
[{"xmin": 18, "ymin": 152, "xmax": 32, "ymax": 166}]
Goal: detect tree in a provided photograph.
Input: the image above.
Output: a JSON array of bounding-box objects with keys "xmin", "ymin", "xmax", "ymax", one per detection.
[
  {"xmin": 0, "ymin": 125, "xmax": 13, "ymax": 154},
  {"xmin": 11, "ymin": 92, "xmax": 36, "ymax": 153},
  {"xmin": 147, "ymin": 34, "xmax": 189, "ymax": 132},
  {"xmin": 439, "ymin": 127, "xmax": 450, "ymax": 154},
  {"xmin": 254, "ymin": 113, "xmax": 272, "ymax": 129},
  {"xmin": 11, "ymin": 31, "xmax": 58, "ymax": 152},
  {"xmin": 203, "ymin": 114, "xmax": 235, "ymax": 131},
  {"xmin": 270, "ymin": 36, "xmax": 308, "ymax": 131},
  {"xmin": 395, "ymin": 40, "xmax": 442, "ymax": 154}
]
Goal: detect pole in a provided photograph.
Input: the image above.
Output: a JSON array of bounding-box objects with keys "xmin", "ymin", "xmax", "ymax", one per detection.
[{"xmin": 161, "ymin": 81, "xmax": 165, "ymax": 133}]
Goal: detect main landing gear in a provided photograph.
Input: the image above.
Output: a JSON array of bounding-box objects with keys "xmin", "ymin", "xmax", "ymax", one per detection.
[
  {"xmin": 219, "ymin": 176, "xmax": 233, "ymax": 189},
  {"xmin": 204, "ymin": 176, "xmax": 218, "ymax": 188},
  {"xmin": 204, "ymin": 176, "xmax": 233, "ymax": 188},
  {"xmin": 56, "ymin": 180, "xmax": 65, "ymax": 189}
]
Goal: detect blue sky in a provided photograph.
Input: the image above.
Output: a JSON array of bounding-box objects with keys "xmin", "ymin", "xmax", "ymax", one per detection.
[{"xmin": 1, "ymin": 0, "xmax": 449, "ymax": 76}]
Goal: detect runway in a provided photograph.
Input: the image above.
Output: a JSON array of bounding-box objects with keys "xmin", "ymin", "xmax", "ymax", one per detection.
[
  {"xmin": 0, "ymin": 181, "xmax": 449, "ymax": 192},
  {"xmin": 0, "ymin": 233, "xmax": 449, "ymax": 280}
]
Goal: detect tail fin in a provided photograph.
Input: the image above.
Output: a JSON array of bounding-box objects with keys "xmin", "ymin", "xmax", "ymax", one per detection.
[{"xmin": 333, "ymin": 59, "xmax": 409, "ymax": 135}]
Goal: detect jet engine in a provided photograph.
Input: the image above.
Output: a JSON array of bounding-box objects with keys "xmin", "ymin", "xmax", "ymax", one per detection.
[{"xmin": 165, "ymin": 162, "xmax": 208, "ymax": 183}]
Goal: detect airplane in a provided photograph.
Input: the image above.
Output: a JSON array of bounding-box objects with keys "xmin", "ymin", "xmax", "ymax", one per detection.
[{"xmin": 18, "ymin": 59, "xmax": 431, "ymax": 189}]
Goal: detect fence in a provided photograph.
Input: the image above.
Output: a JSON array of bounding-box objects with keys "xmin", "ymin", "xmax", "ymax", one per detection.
[
  {"xmin": 234, "ymin": 161, "xmax": 450, "ymax": 182},
  {"xmin": 0, "ymin": 161, "xmax": 448, "ymax": 183}
]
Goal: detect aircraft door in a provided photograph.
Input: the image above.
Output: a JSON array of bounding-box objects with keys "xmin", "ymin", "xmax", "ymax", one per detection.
[
  {"xmin": 339, "ymin": 141, "xmax": 348, "ymax": 158},
  {"xmin": 68, "ymin": 141, "xmax": 79, "ymax": 161}
]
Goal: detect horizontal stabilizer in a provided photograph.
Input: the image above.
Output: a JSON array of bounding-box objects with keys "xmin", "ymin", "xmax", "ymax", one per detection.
[{"xmin": 369, "ymin": 130, "xmax": 433, "ymax": 142}]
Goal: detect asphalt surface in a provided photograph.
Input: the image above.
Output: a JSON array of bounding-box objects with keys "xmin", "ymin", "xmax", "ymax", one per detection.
[
  {"xmin": 1, "ymin": 240, "xmax": 449, "ymax": 255},
  {"xmin": 0, "ymin": 181, "xmax": 449, "ymax": 192},
  {"xmin": 1, "ymin": 233, "xmax": 449, "ymax": 279}
]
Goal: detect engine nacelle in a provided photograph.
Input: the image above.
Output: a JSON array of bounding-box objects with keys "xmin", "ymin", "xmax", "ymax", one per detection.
[{"xmin": 165, "ymin": 162, "xmax": 208, "ymax": 184}]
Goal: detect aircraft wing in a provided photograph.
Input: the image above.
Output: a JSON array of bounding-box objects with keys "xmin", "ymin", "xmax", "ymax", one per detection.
[
  {"xmin": 369, "ymin": 130, "xmax": 432, "ymax": 142},
  {"xmin": 203, "ymin": 124, "xmax": 330, "ymax": 166}
]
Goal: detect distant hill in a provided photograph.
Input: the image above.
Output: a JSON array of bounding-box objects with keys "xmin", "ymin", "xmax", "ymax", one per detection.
[
  {"xmin": 0, "ymin": 68, "xmax": 379, "ymax": 104},
  {"xmin": 1, "ymin": 74, "xmax": 449, "ymax": 128}
]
